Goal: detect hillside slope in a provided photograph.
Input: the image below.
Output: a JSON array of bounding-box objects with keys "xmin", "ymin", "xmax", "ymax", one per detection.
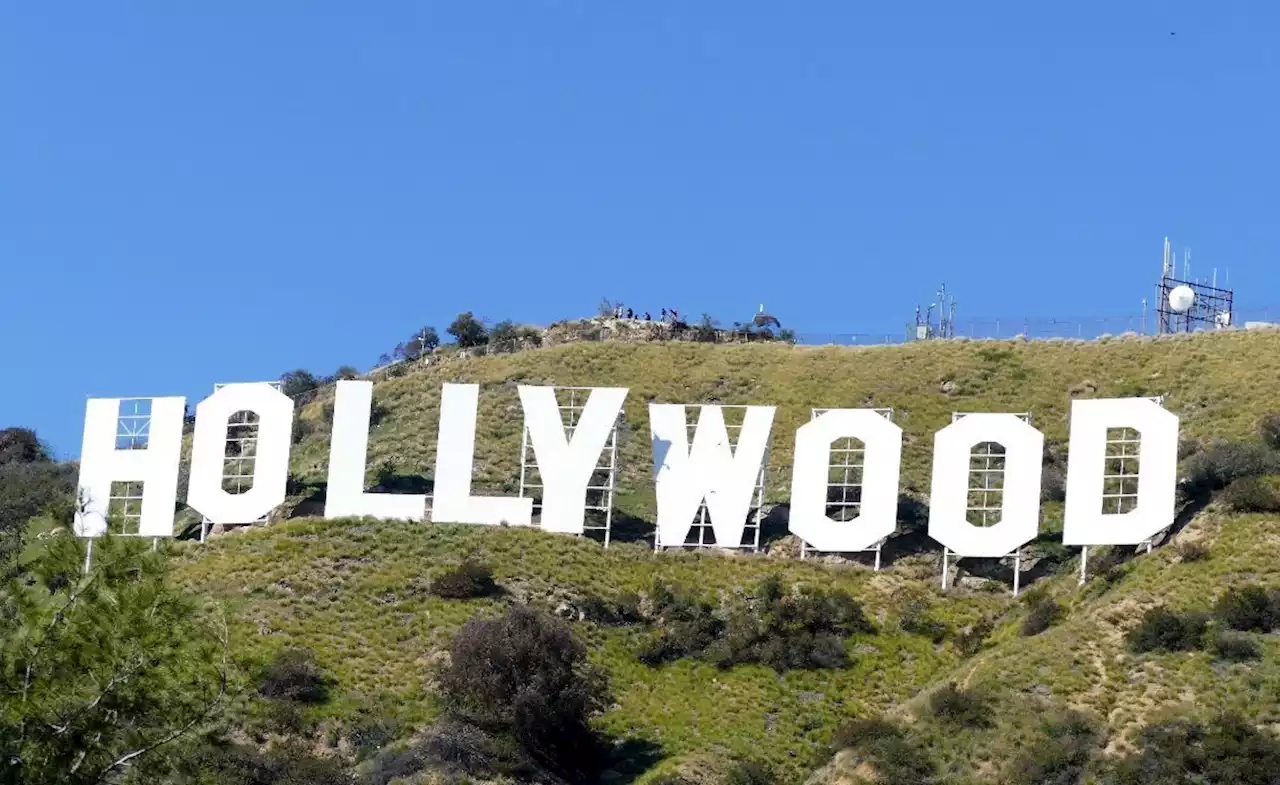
[{"xmin": 173, "ymin": 329, "xmax": 1280, "ymax": 783}]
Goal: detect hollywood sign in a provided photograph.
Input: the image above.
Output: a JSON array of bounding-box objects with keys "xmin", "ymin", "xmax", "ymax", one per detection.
[{"xmin": 73, "ymin": 381, "xmax": 1178, "ymax": 558}]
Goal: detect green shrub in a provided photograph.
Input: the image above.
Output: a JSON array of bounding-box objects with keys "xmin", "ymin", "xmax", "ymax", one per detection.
[
  {"xmin": 639, "ymin": 575, "xmax": 874, "ymax": 672},
  {"xmin": 900, "ymin": 611, "xmax": 950, "ymax": 643},
  {"xmin": 1001, "ymin": 710, "xmax": 1101, "ymax": 785},
  {"xmin": 1175, "ymin": 539, "xmax": 1210, "ymax": 563},
  {"xmin": 1259, "ymin": 412, "xmax": 1280, "ymax": 450},
  {"xmin": 1219, "ymin": 476, "xmax": 1280, "ymax": 512},
  {"xmin": 927, "ymin": 682, "xmax": 992, "ymax": 728},
  {"xmin": 438, "ymin": 604, "xmax": 610, "ymax": 780},
  {"xmin": 1105, "ymin": 713, "xmax": 1280, "ymax": 785},
  {"xmin": 257, "ymin": 648, "xmax": 331, "ymax": 705},
  {"xmin": 826, "ymin": 718, "xmax": 935, "ymax": 785},
  {"xmin": 184, "ymin": 740, "xmax": 350, "ymax": 785},
  {"xmin": 1181, "ymin": 440, "xmax": 1278, "ymax": 498},
  {"xmin": 429, "ymin": 559, "xmax": 500, "ymax": 599},
  {"xmin": 955, "ymin": 617, "xmax": 994, "ymax": 657},
  {"xmin": 1127, "ymin": 607, "xmax": 1209, "ymax": 653},
  {"xmin": 1021, "ymin": 592, "xmax": 1065, "ymax": 637},
  {"xmin": 1210, "ymin": 631, "xmax": 1261, "ymax": 662},
  {"xmin": 1214, "ymin": 585, "xmax": 1280, "ymax": 633},
  {"xmin": 579, "ymin": 592, "xmax": 644, "ymax": 626},
  {"xmin": 637, "ymin": 583, "xmax": 725, "ymax": 665}
]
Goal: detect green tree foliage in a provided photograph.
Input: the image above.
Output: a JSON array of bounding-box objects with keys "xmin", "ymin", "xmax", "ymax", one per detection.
[
  {"xmin": 1214, "ymin": 585, "xmax": 1280, "ymax": 633},
  {"xmin": 638, "ymin": 576, "xmax": 874, "ymax": 672},
  {"xmin": 825, "ymin": 718, "xmax": 935, "ymax": 785},
  {"xmin": 0, "ymin": 427, "xmax": 76, "ymax": 571},
  {"xmin": 1219, "ymin": 476, "xmax": 1280, "ymax": 512},
  {"xmin": 1127, "ymin": 607, "xmax": 1209, "ymax": 653},
  {"xmin": 395, "ymin": 326, "xmax": 439, "ymax": 361},
  {"xmin": 447, "ymin": 312, "xmax": 489, "ymax": 348},
  {"xmin": 428, "ymin": 559, "xmax": 500, "ymax": 599},
  {"xmin": 1104, "ymin": 713, "xmax": 1280, "ymax": 785},
  {"xmin": 277, "ymin": 370, "xmax": 321, "ymax": 398},
  {"xmin": 1002, "ymin": 710, "xmax": 1102, "ymax": 785},
  {"xmin": 0, "ymin": 427, "xmax": 51, "ymax": 465},
  {"xmin": 0, "ymin": 534, "xmax": 228, "ymax": 785},
  {"xmin": 437, "ymin": 604, "xmax": 610, "ymax": 780}
]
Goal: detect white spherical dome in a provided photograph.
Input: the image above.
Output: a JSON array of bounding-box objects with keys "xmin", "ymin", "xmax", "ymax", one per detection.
[{"xmin": 1168, "ymin": 285, "xmax": 1196, "ymax": 313}]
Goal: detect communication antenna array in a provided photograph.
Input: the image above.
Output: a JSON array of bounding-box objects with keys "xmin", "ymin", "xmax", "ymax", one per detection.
[{"xmin": 1154, "ymin": 236, "xmax": 1234, "ymax": 334}]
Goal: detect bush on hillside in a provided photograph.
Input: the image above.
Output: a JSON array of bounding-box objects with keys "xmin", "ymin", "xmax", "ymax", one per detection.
[
  {"xmin": 637, "ymin": 583, "xmax": 725, "ymax": 665},
  {"xmin": 1001, "ymin": 710, "xmax": 1102, "ymax": 785},
  {"xmin": 927, "ymin": 682, "xmax": 992, "ymax": 728},
  {"xmin": 488, "ymin": 320, "xmax": 542, "ymax": 354},
  {"xmin": 428, "ymin": 559, "xmax": 500, "ymax": 599},
  {"xmin": 1259, "ymin": 412, "xmax": 1280, "ymax": 450},
  {"xmin": 1175, "ymin": 539, "xmax": 1210, "ymax": 563},
  {"xmin": 1180, "ymin": 439, "xmax": 1279, "ymax": 499},
  {"xmin": 579, "ymin": 592, "xmax": 645, "ymax": 626},
  {"xmin": 1210, "ymin": 631, "xmax": 1261, "ymax": 662},
  {"xmin": 955, "ymin": 617, "xmax": 994, "ymax": 657},
  {"xmin": 1219, "ymin": 476, "xmax": 1280, "ymax": 512},
  {"xmin": 1127, "ymin": 607, "xmax": 1209, "ymax": 653},
  {"xmin": 1214, "ymin": 585, "xmax": 1280, "ymax": 633},
  {"xmin": 448, "ymin": 312, "xmax": 489, "ymax": 348},
  {"xmin": 183, "ymin": 740, "xmax": 350, "ymax": 785},
  {"xmin": 438, "ymin": 604, "xmax": 610, "ymax": 779},
  {"xmin": 825, "ymin": 719, "xmax": 935, "ymax": 785},
  {"xmin": 257, "ymin": 648, "xmax": 331, "ymax": 705},
  {"xmin": 366, "ymin": 719, "xmax": 538, "ymax": 785},
  {"xmin": 639, "ymin": 576, "xmax": 874, "ymax": 672},
  {"xmin": 1021, "ymin": 590, "xmax": 1065, "ymax": 637},
  {"xmin": 1105, "ymin": 713, "xmax": 1280, "ymax": 785}
]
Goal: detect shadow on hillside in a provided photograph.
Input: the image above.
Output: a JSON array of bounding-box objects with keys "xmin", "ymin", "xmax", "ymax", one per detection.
[
  {"xmin": 606, "ymin": 510, "xmax": 657, "ymax": 546},
  {"xmin": 602, "ymin": 735, "xmax": 666, "ymax": 784}
]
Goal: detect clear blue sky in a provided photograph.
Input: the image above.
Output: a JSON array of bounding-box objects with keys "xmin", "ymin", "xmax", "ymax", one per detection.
[{"xmin": 3, "ymin": 2, "xmax": 1278, "ymax": 458}]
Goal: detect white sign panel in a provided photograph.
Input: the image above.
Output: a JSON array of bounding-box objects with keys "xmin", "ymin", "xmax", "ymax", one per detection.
[
  {"xmin": 928, "ymin": 413, "xmax": 1044, "ymax": 557},
  {"xmin": 74, "ymin": 397, "xmax": 185, "ymax": 538},
  {"xmin": 72, "ymin": 382, "xmax": 1181, "ymax": 559},
  {"xmin": 431, "ymin": 383, "xmax": 533, "ymax": 526},
  {"xmin": 789, "ymin": 409, "xmax": 902, "ymax": 552},
  {"xmin": 1062, "ymin": 397, "xmax": 1178, "ymax": 546},
  {"xmin": 188, "ymin": 382, "xmax": 293, "ymax": 525},
  {"xmin": 650, "ymin": 404, "xmax": 774, "ymax": 547},
  {"xmin": 325, "ymin": 380, "xmax": 426, "ymax": 521},
  {"xmin": 518, "ymin": 385, "xmax": 627, "ymax": 534}
]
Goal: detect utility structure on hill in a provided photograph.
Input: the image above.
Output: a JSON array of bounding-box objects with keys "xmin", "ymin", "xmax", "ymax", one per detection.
[
  {"xmin": 1154, "ymin": 236, "xmax": 1234, "ymax": 334},
  {"xmin": 910, "ymin": 283, "xmax": 957, "ymax": 341}
]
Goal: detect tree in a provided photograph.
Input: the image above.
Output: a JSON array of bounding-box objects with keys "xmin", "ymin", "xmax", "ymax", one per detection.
[
  {"xmin": 0, "ymin": 534, "xmax": 229, "ymax": 785},
  {"xmin": 278, "ymin": 369, "xmax": 321, "ymax": 398},
  {"xmin": 330, "ymin": 365, "xmax": 360, "ymax": 381},
  {"xmin": 0, "ymin": 428, "xmax": 75, "ymax": 572},
  {"xmin": 447, "ymin": 313, "xmax": 488, "ymax": 349},
  {"xmin": 0, "ymin": 427, "xmax": 51, "ymax": 465},
  {"xmin": 438, "ymin": 604, "xmax": 609, "ymax": 779},
  {"xmin": 397, "ymin": 326, "xmax": 440, "ymax": 361},
  {"xmin": 488, "ymin": 320, "xmax": 520, "ymax": 354}
]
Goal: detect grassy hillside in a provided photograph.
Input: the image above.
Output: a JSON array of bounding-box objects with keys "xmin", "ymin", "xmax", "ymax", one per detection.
[{"xmin": 170, "ymin": 329, "xmax": 1280, "ymax": 783}]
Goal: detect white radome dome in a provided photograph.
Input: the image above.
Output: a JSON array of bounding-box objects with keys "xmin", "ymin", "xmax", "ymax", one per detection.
[{"xmin": 1168, "ymin": 285, "xmax": 1196, "ymax": 313}]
